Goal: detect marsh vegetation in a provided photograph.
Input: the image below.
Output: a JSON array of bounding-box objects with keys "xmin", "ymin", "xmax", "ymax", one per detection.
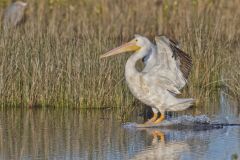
[{"xmin": 0, "ymin": 0, "xmax": 239, "ymax": 108}]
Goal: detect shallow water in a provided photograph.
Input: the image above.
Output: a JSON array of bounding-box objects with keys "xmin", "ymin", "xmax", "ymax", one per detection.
[
  {"xmin": 0, "ymin": 93, "xmax": 239, "ymax": 160},
  {"xmin": 0, "ymin": 104, "xmax": 240, "ymax": 160}
]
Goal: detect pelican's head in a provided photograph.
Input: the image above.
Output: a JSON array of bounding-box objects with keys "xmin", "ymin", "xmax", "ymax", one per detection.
[
  {"xmin": 15, "ymin": 1, "xmax": 28, "ymax": 8},
  {"xmin": 100, "ymin": 35, "xmax": 151, "ymax": 59}
]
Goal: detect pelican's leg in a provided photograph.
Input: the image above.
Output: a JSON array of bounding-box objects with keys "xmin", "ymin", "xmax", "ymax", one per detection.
[
  {"xmin": 144, "ymin": 113, "xmax": 158, "ymax": 124},
  {"xmin": 136, "ymin": 108, "xmax": 160, "ymax": 127},
  {"xmin": 144, "ymin": 108, "xmax": 158, "ymax": 124},
  {"xmin": 153, "ymin": 113, "xmax": 165, "ymax": 124}
]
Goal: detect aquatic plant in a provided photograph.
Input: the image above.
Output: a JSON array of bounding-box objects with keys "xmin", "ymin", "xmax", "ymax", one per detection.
[{"xmin": 231, "ymin": 153, "xmax": 238, "ymax": 160}]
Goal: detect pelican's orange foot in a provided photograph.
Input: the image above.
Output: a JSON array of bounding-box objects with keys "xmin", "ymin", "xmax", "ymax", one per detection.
[
  {"xmin": 136, "ymin": 113, "xmax": 165, "ymax": 128},
  {"xmin": 154, "ymin": 114, "xmax": 165, "ymax": 124},
  {"xmin": 144, "ymin": 113, "xmax": 158, "ymax": 125}
]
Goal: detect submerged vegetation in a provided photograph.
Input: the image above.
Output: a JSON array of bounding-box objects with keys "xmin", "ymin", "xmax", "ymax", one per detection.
[{"xmin": 0, "ymin": 0, "xmax": 239, "ymax": 108}]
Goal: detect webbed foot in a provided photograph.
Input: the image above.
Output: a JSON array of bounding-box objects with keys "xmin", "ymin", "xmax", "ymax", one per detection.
[
  {"xmin": 154, "ymin": 114, "xmax": 165, "ymax": 125},
  {"xmin": 144, "ymin": 113, "xmax": 158, "ymax": 125}
]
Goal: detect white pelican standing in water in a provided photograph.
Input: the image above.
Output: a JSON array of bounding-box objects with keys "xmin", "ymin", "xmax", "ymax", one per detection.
[{"xmin": 100, "ymin": 35, "xmax": 194, "ymax": 126}]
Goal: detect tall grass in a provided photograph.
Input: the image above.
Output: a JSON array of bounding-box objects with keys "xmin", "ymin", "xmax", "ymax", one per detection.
[{"xmin": 0, "ymin": 0, "xmax": 239, "ymax": 108}]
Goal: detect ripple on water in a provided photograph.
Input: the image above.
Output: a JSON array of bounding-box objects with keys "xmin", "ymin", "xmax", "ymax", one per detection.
[{"xmin": 122, "ymin": 115, "xmax": 237, "ymax": 130}]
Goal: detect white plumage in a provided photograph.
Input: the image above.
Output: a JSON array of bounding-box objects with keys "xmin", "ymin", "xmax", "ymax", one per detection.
[{"xmin": 101, "ymin": 35, "xmax": 194, "ymax": 126}]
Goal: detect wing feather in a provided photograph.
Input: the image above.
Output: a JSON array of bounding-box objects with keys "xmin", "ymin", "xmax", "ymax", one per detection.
[
  {"xmin": 143, "ymin": 36, "xmax": 192, "ymax": 93},
  {"xmin": 155, "ymin": 36, "xmax": 192, "ymax": 82},
  {"xmin": 168, "ymin": 39, "xmax": 192, "ymax": 79}
]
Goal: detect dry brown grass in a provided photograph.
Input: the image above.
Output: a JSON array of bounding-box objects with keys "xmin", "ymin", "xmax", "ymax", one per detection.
[{"xmin": 0, "ymin": 0, "xmax": 239, "ymax": 108}]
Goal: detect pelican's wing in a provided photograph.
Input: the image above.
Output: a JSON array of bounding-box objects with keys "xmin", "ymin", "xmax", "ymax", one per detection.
[
  {"xmin": 155, "ymin": 36, "xmax": 192, "ymax": 81},
  {"xmin": 156, "ymin": 76, "xmax": 182, "ymax": 95},
  {"xmin": 143, "ymin": 36, "xmax": 192, "ymax": 90},
  {"xmin": 143, "ymin": 71, "xmax": 182, "ymax": 95}
]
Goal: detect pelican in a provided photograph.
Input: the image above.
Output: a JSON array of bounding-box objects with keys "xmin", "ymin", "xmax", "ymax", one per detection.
[
  {"xmin": 3, "ymin": 1, "xmax": 28, "ymax": 30},
  {"xmin": 100, "ymin": 35, "xmax": 194, "ymax": 126}
]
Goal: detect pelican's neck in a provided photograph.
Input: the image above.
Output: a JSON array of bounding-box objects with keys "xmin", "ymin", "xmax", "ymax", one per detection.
[{"xmin": 125, "ymin": 46, "xmax": 151, "ymax": 77}]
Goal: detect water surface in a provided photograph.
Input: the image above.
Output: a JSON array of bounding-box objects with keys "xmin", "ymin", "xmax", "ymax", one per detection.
[{"xmin": 0, "ymin": 95, "xmax": 240, "ymax": 160}]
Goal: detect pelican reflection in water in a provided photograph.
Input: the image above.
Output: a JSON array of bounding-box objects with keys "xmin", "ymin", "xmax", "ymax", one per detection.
[
  {"xmin": 130, "ymin": 127, "xmax": 227, "ymax": 160},
  {"xmin": 101, "ymin": 35, "xmax": 194, "ymax": 126},
  {"xmin": 131, "ymin": 129, "xmax": 189, "ymax": 160}
]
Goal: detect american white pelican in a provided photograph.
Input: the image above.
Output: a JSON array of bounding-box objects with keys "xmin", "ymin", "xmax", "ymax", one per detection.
[{"xmin": 100, "ymin": 35, "xmax": 194, "ymax": 126}]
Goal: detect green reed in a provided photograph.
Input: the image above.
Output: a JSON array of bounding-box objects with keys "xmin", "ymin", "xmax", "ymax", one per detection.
[{"xmin": 0, "ymin": 0, "xmax": 239, "ymax": 108}]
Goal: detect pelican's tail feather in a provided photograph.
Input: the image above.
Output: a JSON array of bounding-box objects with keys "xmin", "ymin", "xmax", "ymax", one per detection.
[{"xmin": 169, "ymin": 98, "xmax": 194, "ymax": 111}]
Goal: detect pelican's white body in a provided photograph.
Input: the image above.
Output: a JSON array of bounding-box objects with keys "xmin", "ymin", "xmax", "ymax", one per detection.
[{"xmin": 125, "ymin": 35, "xmax": 193, "ymax": 114}]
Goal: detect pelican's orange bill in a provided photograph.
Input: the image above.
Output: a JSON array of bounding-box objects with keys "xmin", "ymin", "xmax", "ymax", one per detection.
[{"xmin": 100, "ymin": 40, "xmax": 141, "ymax": 59}]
